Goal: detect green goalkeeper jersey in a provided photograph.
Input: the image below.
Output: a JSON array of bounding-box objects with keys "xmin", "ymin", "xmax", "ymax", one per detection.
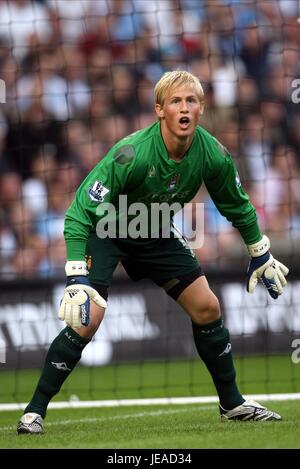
[{"xmin": 65, "ymin": 121, "xmax": 261, "ymax": 260}]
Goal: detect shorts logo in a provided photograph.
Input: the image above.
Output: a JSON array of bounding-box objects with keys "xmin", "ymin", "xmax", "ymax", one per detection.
[{"xmin": 88, "ymin": 181, "xmax": 109, "ymax": 202}]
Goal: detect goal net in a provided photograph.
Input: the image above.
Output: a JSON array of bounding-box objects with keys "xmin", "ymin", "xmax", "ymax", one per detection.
[{"xmin": 0, "ymin": 0, "xmax": 299, "ymax": 407}]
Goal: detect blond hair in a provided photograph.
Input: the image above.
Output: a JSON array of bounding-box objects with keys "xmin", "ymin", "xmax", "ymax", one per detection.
[{"xmin": 154, "ymin": 70, "xmax": 204, "ymax": 106}]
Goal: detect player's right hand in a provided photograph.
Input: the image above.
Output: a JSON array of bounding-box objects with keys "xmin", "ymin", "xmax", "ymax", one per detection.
[{"xmin": 58, "ymin": 261, "xmax": 107, "ymax": 328}]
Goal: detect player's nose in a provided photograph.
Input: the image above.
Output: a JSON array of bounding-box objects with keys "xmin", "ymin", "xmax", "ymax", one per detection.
[{"xmin": 180, "ymin": 101, "xmax": 188, "ymax": 112}]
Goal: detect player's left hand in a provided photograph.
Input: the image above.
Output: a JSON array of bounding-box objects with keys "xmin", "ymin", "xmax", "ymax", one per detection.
[
  {"xmin": 246, "ymin": 235, "xmax": 289, "ymax": 299},
  {"xmin": 247, "ymin": 252, "xmax": 289, "ymax": 299}
]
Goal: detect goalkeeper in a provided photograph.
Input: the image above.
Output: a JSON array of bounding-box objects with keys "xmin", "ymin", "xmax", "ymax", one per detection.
[{"xmin": 17, "ymin": 70, "xmax": 289, "ymax": 434}]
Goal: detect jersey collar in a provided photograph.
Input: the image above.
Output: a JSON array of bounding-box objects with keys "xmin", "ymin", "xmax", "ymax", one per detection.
[{"xmin": 154, "ymin": 121, "xmax": 196, "ymax": 165}]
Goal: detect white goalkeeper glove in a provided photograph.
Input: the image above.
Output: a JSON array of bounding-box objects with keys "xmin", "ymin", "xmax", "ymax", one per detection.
[
  {"xmin": 58, "ymin": 261, "xmax": 107, "ymax": 328},
  {"xmin": 246, "ymin": 235, "xmax": 289, "ymax": 299}
]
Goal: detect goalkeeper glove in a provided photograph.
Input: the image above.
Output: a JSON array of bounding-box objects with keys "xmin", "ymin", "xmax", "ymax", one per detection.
[
  {"xmin": 246, "ymin": 235, "xmax": 289, "ymax": 299},
  {"xmin": 58, "ymin": 261, "xmax": 107, "ymax": 328}
]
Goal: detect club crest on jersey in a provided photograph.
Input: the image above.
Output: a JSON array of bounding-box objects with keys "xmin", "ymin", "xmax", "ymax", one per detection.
[
  {"xmin": 88, "ymin": 181, "xmax": 109, "ymax": 202},
  {"xmin": 167, "ymin": 173, "xmax": 180, "ymax": 191}
]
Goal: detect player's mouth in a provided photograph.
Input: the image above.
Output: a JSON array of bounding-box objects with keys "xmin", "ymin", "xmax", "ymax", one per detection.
[{"xmin": 179, "ymin": 116, "xmax": 190, "ymax": 130}]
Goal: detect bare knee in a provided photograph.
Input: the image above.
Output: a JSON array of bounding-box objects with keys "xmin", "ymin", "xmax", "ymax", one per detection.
[
  {"xmin": 72, "ymin": 304, "xmax": 105, "ymax": 340},
  {"xmin": 177, "ymin": 276, "xmax": 221, "ymax": 325},
  {"xmin": 191, "ymin": 294, "xmax": 221, "ymax": 324},
  {"xmin": 75, "ymin": 318, "xmax": 101, "ymax": 340}
]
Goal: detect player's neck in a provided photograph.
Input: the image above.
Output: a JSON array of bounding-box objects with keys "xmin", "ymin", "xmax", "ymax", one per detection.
[{"xmin": 161, "ymin": 128, "xmax": 193, "ymax": 162}]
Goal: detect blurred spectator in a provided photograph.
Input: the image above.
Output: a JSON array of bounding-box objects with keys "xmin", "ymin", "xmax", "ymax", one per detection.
[
  {"xmin": 235, "ymin": 77, "xmax": 259, "ymax": 120},
  {"xmin": 238, "ymin": 22, "xmax": 271, "ymax": 92},
  {"xmin": 55, "ymin": 161, "xmax": 81, "ymax": 199},
  {"xmin": 47, "ymin": 0, "xmax": 98, "ymax": 44},
  {"xmin": 0, "ymin": 172, "xmax": 21, "ymax": 273},
  {"xmin": 288, "ymin": 114, "xmax": 300, "ymax": 162},
  {"xmin": 215, "ymin": 119, "xmax": 250, "ymax": 183},
  {"xmin": 0, "ymin": 0, "xmax": 298, "ymax": 277},
  {"xmin": 212, "ymin": 57, "xmax": 244, "ymax": 108},
  {"xmin": 0, "ymin": 0, "xmax": 53, "ymax": 61},
  {"xmin": 0, "ymin": 208, "xmax": 16, "ymax": 270},
  {"xmin": 253, "ymin": 145, "xmax": 300, "ymax": 235},
  {"xmin": 110, "ymin": 65, "xmax": 138, "ymax": 118},
  {"xmin": 36, "ymin": 179, "xmax": 68, "ymax": 242},
  {"xmin": 98, "ymin": 115, "xmax": 130, "ymax": 150},
  {"xmin": 240, "ymin": 113, "xmax": 272, "ymax": 182},
  {"xmin": 17, "ymin": 49, "xmax": 69, "ymax": 120},
  {"xmin": 0, "ymin": 56, "xmax": 18, "ymax": 121},
  {"xmin": 22, "ymin": 145, "xmax": 57, "ymax": 217},
  {"xmin": 4, "ymin": 199, "xmax": 46, "ymax": 277},
  {"xmin": 85, "ymin": 48, "xmax": 112, "ymax": 86},
  {"xmin": 75, "ymin": 140, "xmax": 104, "ymax": 176},
  {"xmin": 5, "ymin": 100, "xmax": 64, "ymax": 177},
  {"xmin": 59, "ymin": 45, "xmax": 91, "ymax": 117},
  {"xmin": 38, "ymin": 237, "xmax": 65, "ymax": 276},
  {"xmin": 204, "ymin": 2, "xmax": 240, "ymax": 59},
  {"xmin": 0, "ymin": 118, "xmax": 8, "ymax": 171},
  {"xmin": 0, "ymin": 171, "xmax": 22, "ymax": 211}
]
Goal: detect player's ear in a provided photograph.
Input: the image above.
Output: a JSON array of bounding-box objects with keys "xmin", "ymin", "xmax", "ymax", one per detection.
[
  {"xmin": 199, "ymin": 101, "xmax": 205, "ymax": 115},
  {"xmin": 155, "ymin": 104, "xmax": 164, "ymax": 119}
]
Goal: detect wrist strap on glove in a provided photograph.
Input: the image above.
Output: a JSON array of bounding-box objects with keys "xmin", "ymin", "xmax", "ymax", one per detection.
[
  {"xmin": 247, "ymin": 235, "xmax": 270, "ymax": 258},
  {"xmin": 65, "ymin": 261, "xmax": 88, "ymax": 277}
]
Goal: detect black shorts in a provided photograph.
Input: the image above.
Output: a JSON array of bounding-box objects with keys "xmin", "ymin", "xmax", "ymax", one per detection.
[{"xmin": 86, "ymin": 229, "xmax": 203, "ymax": 301}]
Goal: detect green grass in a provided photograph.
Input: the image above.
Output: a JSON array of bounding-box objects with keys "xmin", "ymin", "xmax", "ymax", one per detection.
[
  {"xmin": 0, "ymin": 402, "xmax": 300, "ymax": 448},
  {"xmin": 0, "ymin": 355, "xmax": 299, "ymax": 448}
]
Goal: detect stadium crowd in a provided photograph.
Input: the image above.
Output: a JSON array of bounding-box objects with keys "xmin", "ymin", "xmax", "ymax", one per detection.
[{"xmin": 0, "ymin": 0, "xmax": 300, "ymax": 278}]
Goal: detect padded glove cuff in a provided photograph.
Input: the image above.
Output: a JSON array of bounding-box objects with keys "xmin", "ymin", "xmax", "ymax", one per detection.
[
  {"xmin": 65, "ymin": 261, "xmax": 88, "ymax": 277},
  {"xmin": 247, "ymin": 235, "xmax": 270, "ymax": 258}
]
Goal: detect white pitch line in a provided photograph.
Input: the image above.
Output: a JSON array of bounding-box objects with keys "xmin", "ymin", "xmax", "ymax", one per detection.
[{"xmin": 0, "ymin": 392, "xmax": 299, "ymax": 412}]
